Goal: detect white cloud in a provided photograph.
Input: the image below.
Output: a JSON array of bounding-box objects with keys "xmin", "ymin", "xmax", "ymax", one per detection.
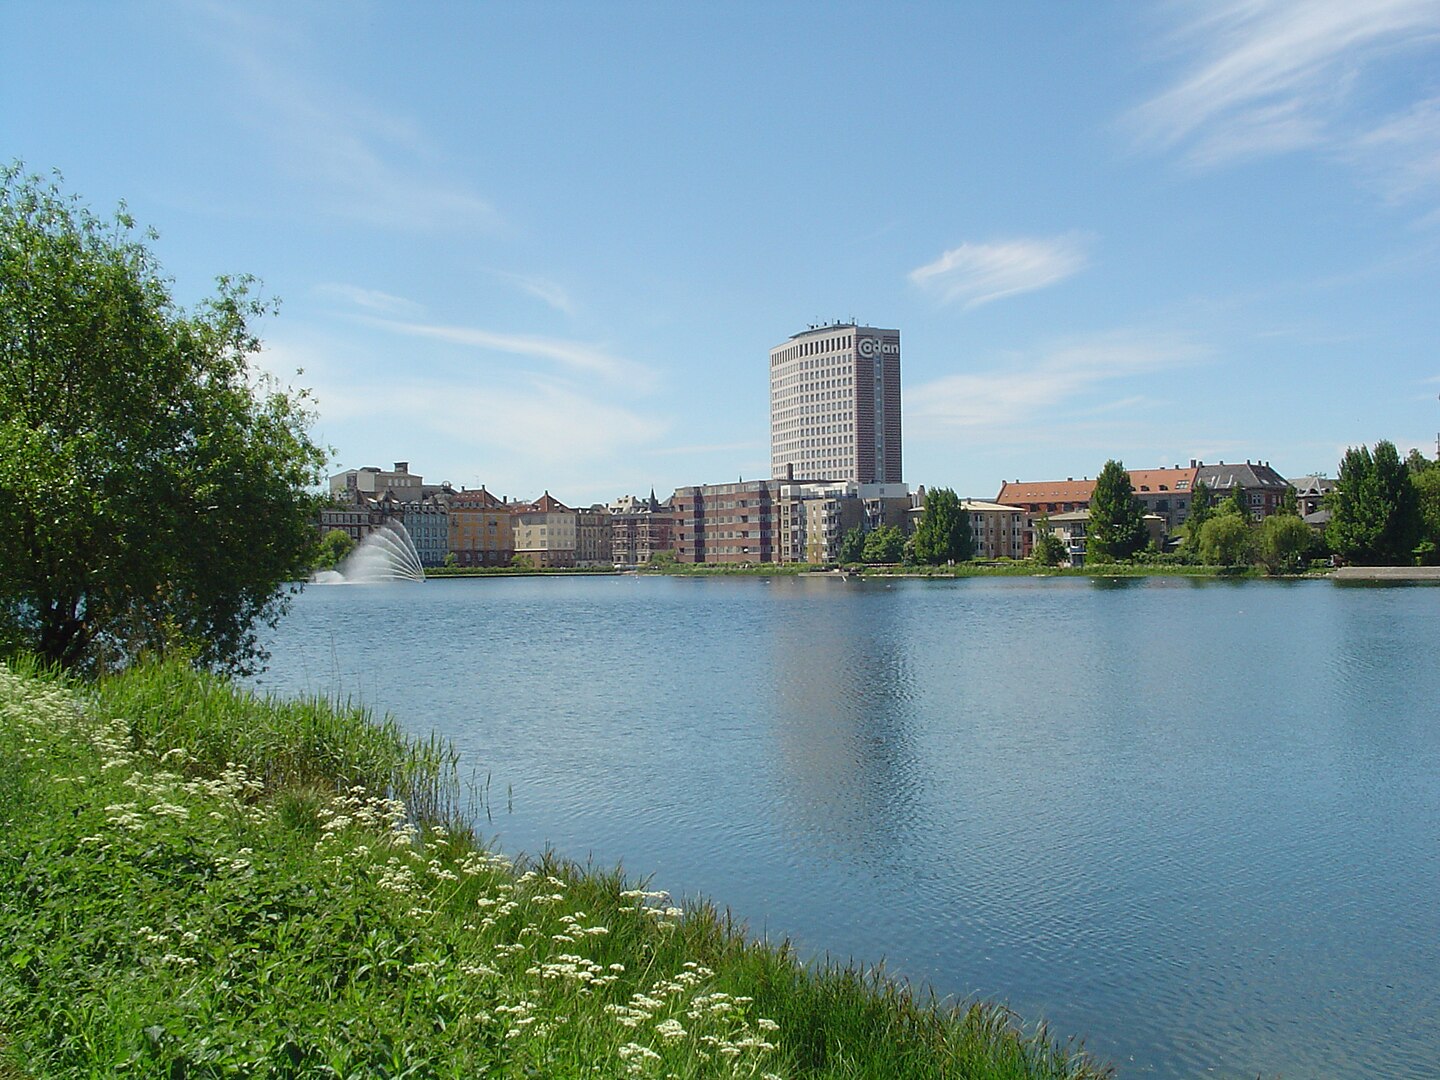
[
  {"xmin": 316, "ymin": 283, "xmax": 425, "ymax": 317},
  {"xmin": 357, "ymin": 317, "xmax": 658, "ymax": 389},
  {"xmin": 193, "ymin": 5, "xmax": 499, "ymax": 231},
  {"xmin": 1349, "ymin": 95, "xmax": 1440, "ymax": 205},
  {"xmin": 1129, "ymin": 0, "xmax": 1440, "ymax": 184},
  {"xmin": 908, "ymin": 235, "xmax": 1089, "ymax": 308},
  {"xmin": 256, "ymin": 337, "xmax": 668, "ymax": 481},
  {"xmin": 487, "ymin": 271, "xmax": 576, "ymax": 316},
  {"xmin": 906, "ymin": 331, "xmax": 1206, "ymax": 432}
]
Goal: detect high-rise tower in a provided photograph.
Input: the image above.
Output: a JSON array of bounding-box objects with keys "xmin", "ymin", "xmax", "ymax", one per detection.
[{"xmin": 769, "ymin": 323, "xmax": 901, "ymax": 484}]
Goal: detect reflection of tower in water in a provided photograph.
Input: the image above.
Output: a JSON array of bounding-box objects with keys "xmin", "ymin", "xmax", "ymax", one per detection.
[{"xmin": 764, "ymin": 577, "xmax": 925, "ymax": 865}]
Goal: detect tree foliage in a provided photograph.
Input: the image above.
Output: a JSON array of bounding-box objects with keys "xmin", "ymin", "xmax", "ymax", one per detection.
[
  {"xmin": 861, "ymin": 524, "xmax": 905, "ymax": 564},
  {"xmin": 1179, "ymin": 480, "xmax": 1214, "ymax": 559},
  {"xmin": 1278, "ymin": 484, "xmax": 1299, "ymax": 517},
  {"xmin": 1409, "ymin": 451, "xmax": 1440, "ymax": 565},
  {"xmin": 911, "ymin": 487, "xmax": 972, "ymax": 564},
  {"xmin": 838, "ymin": 525, "xmax": 865, "ymax": 564},
  {"xmin": 1030, "ymin": 515, "xmax": 1066, "ymax": 567},
  {"xmin": 0, "ymin": 166, "xmax": 325, "ymax": 672},
  {"xmin": 1257, "ymin": 513, "xmax": 1312, "ymax": 574},
  {"xmin": 1087, "ymin": 460, "xmax": 1147, "ymax": 561},
  {"xmin": 1326, "ymin": 440, "xmax": 1422, "ymax": 565},
  {"xmin": 1198, "ymin": 513, "xmax": 1254, "ymax": 566},
  {"xmin": 1220, "ymin": 482, "xmax": 1249, "ymax": 521},
  {"xmin": 315, "ymin": 530, "xmax": 356, "ymax": 571}
]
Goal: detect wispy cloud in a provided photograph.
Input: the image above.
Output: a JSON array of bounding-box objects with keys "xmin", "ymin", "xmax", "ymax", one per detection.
[
  {"xmin": 650, "ymin": 440, "xmax": 762, "ymax": 456},
  {"xmin": 316, "ymin": 283, "xmax": 425, "ymax": 317},
  {"xmin": 1348, "ymin": 95, "xmax": 1440, "ymax": 206},
  {"xmin": 257, "ymin": 338, "xmax": 668, "ymax": 473},
  {"xmin": 192, "ymin": 4, "xmax": 498, "ymax": 231},
  {"xmin": 487, "ymin": 270, "xmax": 576, "ymax": 316},
  {"xmin": 908, "ymin": 235, "xmax": 1089, "ymax": 308},
  {"xmin": 358, "ymin": 316, "xmax": 657, "ymax": 388},
  {"xmin": 1128, "ymin": 0, "xmax": 1440, "ymax": 189},
  {"xmin": 907, "ymin": 331, "xmax": 1206, "ymax": 432}
]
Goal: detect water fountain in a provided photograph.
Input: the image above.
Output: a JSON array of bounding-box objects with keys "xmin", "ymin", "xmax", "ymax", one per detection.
[{"xmin": 313, "ymin": 521, "xmax": 426, "ymax": 584}]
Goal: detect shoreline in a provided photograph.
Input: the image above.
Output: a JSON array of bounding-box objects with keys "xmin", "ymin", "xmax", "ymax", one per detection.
[{"xmin": 0, "ymin": 658, "xmax": 1112, "ymax": 1079}]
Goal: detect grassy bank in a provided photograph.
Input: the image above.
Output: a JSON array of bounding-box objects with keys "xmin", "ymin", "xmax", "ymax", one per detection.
[
  {"xmin": 424, "ymin": 566, "xmax": 620, "ymax": 578},
  {"xmin": 0, "ymin": 659, "xmax": 1109, "ymax": 1079},
  {"xmin": 640, "ymin": 561, "xmax": 1260, "ymax": 579}
]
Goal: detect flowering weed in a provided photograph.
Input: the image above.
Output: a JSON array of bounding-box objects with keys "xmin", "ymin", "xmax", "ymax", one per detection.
[{"xmin": 0, "ymin": 659, "xmax": 1110, "ymax": 1079}]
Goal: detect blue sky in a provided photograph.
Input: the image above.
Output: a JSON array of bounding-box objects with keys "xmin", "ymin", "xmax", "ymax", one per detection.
[{"xmin": 5, "ymin": 1, "xmax": 1439, "ymax": 504}]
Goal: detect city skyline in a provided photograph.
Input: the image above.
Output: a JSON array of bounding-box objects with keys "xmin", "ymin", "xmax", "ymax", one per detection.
[{"xmin": 5, "ymin": 2, "xmax": 1439, "ymax": 505}]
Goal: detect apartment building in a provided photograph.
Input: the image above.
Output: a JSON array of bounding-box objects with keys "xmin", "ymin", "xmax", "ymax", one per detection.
[
  {"xmin": 448, "ymin": 487, "xmax": 514, "ymax": 567},
  {"xmin": 512, "ymin": 493, "xmax": 577, "ymax": 568},
  {"xmin": 672, "ymin": 480, "xmax": 777, "ymax": 564},
  {"xmin": 770, "ymin": 323, "xmax": 902, "ymax": 484}
]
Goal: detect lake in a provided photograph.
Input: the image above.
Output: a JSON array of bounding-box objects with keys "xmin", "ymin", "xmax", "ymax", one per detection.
[{"xmin": 254, "ymin": 574, "xmax": 1440, "ymax": 1079}]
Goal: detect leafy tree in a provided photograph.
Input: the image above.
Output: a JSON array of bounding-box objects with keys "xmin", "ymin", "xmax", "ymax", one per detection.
[
  {"xmin": 0, "ymin": 166, "xmax": 325, "ymax": 673},
  {"xmin": 1087, "ymin": 459, "xmax": 1147, "ymax": 561},
  {"xmin": 1198, "ymin": 513, "xmax": 1255, "ymax": 566},
  {"xmin": 315, "ymin": 529, "xmax": 356, "ymax": 571},
  {"xmin": 911, "ymin": 487, "xmax": 973, "ymax": 564},
  {"xmin": 1220, "ymin": 481, "xmax": 1249, "ymax": 521},
  {"xmin": 1405, "ymin": 447, "xmax": 1435, "ymax": 474},
  {"xmin": 442, "ymin": 552, "xmax": 459, "ymax": 569},
  {"xmin": 838, "ymin": 525, "xmax": 866, "ymax": 564},
  {"xmin": 1179, "ymin": 480, "xmax": 1214, "ymax": 559},
  {"xmin": 1327, "ymin": 440, "xmax": 1422, "ymax": 565},
  {"xmin": 1278, "ymin": 485, "xmax": 1299, "ymax": 517},
  {"xmin": 1030, "ymin": 515, "xmax": 1065, "ymax": 567},
  {"xmin": 1257, "ymin": 513, "xmax": 1312, "ymax": 574},
  {"xmin": 861, "ymin": 524, "xmax": 905, "ymax": 564},
  {"xmin": 1410, "ymin": 463, "xmax": 1440, "ymax": 565}
]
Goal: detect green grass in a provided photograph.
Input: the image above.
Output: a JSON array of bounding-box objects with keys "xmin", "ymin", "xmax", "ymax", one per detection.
[
  {"xmin": 643, "ymin": 560, "xmax": 1254, "ymax": 579},
  {"xmin": 639, "ymin": 563, "xmax": 827, "ymax": 577},
  {"xmin": 424, "ymin": 566, "xmax": 620, "ymax": 578},
  {"xmin": 0, "ymin": 658, "xmax": 1111, "ymax": 1079}
]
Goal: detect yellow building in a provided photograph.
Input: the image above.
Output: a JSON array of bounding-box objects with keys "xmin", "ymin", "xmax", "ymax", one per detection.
[{"xmin": 512, "ymin": 493, "xmax": 577, "ymax": 568}]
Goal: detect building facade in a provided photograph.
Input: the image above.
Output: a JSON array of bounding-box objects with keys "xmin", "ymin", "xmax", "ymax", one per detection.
[
  {"xmin": 959, "ymin": 500, "xmax": 1028, "ymax": 560},
  {"xmin": 399, "ymin": 497, "xmax": 451, "ymax": 568},
  {"xmin": 775, "ymin": 480, "xmax": 913, "ymax": 563},
  {"xmin": 448, "ymin": 487, "xmax": 514, "ymax": 567},
  {"xmin": 671, "ymin": 480, "xmax": 778, "ymax": 564},
  {"xmin": 1291, "ymin": 475, "xmax": 1335, "ymax": 518},
  {"xmin": 610, "ymin": 494, "xmax": 676, "ymax": 567},
  {"xmin": 575, "ymin": 505, "xmax": 614, "ymax": 568},
  {"xmin": 329, "ymin": 462, "xmax": 424, "ymax": 505},
  {"xmin": 770, "ymin": 323, "xmax": 902, "ymax": 485},
  {"xmin": 513, "ymin": 493, "xmax": 577, "ymax": 568}
]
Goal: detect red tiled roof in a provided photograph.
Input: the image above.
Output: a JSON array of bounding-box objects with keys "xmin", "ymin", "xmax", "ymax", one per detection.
[
  {"xmin": 995, "ymin": 479, "xmax": 1096, "ymax": 506},
  {"xmin": 1127, "ymin": 466, "xmax": 1198, "ymax": 493},
  {"xmin": 451, "ymin": 488, "xmax": 506, "ymax": 509}
]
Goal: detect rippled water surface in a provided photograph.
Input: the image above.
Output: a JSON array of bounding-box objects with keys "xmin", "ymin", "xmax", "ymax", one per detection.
[{"xmin": 256, "ymin": 575, "xmax": 1440, "ymax": 1079}]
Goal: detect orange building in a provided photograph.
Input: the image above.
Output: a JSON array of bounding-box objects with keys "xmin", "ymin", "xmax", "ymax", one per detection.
[{"xmin": 448, "ymin": 487, "xmax": 514, "ymax": 567}]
